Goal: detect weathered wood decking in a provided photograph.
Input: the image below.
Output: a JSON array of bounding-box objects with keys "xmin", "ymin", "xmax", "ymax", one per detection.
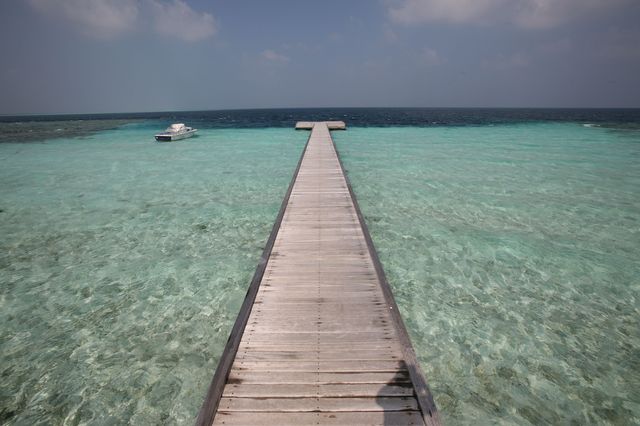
[
  {"xmin": 196, "ymin": 122, "xmax": 440, "ymax": 425},
  {"xmin": 295, "ymin": 121, "xmax": 347, "ymax": 130}
]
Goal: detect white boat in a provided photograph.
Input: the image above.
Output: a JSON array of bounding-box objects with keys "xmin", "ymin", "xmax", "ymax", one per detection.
[{"xmin": 155, "ymin": 123, "xmax": 197, "ymax": 141}]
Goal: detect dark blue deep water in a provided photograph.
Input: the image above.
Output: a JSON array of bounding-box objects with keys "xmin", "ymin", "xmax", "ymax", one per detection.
[{"xmin": 2, "ymin": 108, "xmax": 640, "ymax": 143}]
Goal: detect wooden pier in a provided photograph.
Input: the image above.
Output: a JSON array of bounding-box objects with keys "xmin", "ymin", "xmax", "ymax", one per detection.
[{"xmin": 196, "ymin": 122, "xmax": 440, "ymax": 425}]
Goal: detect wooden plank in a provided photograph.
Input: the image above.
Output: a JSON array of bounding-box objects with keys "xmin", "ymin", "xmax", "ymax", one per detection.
[
  {"xmin": 244, "ymin": 319, "xmax": 392, "ymax": 327},
  {"xmin": 244, "ymin": 322, "xmax": 392, "ymax": 331},
  {"xmin": 226, "ymin": 371, "xmax": 411, "ymax": 384},
  {"xmin": 222, "ymin": 383, "xmax": 415, "ymax": 398},
  {"xmin": 233, "ymin": 350, "xmax": 402, "ymax": 361},
  {"xmin": 295, "ymin": 121, "xmax": 315, "ymax": 130},
  {"xmin": 236, "ymin": 331, "xmax": 395, "ymax": 342},
  {"xmin": 218, "ymin": 396, "xmax": 418, "ymax": 412},
  {"xmin": 237, "ymin": 343, "xmax": 398, "ymax": 352},
  {"xmin": 230, "ymin": 360, "xmax": 407, "ymax": 372},
  {"xmin": 251, "ymin": 299, "xmax": 385, "ymax": 306},
  {"xmin": 250, "ymin": 299, "xmax": 385, "ymax": 306},
  {"xmin": 213, "ymin": 411, "xmax": 424, "ymax": 425}
]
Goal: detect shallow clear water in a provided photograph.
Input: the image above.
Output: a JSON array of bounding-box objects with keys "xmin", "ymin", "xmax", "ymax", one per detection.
[
  {"xmin": 1, "ymin": 117, "xmax": 640, "ymax": 425},
  {"xmin": 0, "ymin": 123, "xmax": 305, "ymax": 424},
  {"xmin": 334, "ymin": 123, "xmax": 640, "ymax": 425}
]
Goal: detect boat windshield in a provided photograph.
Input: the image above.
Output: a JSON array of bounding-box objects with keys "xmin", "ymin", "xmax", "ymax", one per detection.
[{"xmin": 166, "ymin": 123, "xmax": 186, "ymax": 132}]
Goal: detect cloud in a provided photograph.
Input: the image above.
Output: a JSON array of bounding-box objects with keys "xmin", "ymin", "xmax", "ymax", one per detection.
[
  {"xmin": 389, "ymin": 0, "xmax": 634, "ymax": 29},
  {"xmin": 383, "ymin": 24, "xmax": 399, "ymax": 43},
  {"xmin": 328, "ymin": 32, "xmax": 343, "ymax": 42},
  {"xmin": 389, "ymin": 0, "xmax": 498, "ymax": 25},
  {"xmin": 261, "ymin": 49, "xmax": 290, "ymax": 63},
  {"xmin": 149, "ymin": 0, "xmax": 216, "ymax": 42},
  {"xmin": 420, "ymin": 47, "xmax": 444, "ymax": 66},
  {"xmin": 28, "ymin": 0, "xmax": 216, "ymax": 42},
  {"xmin": 537, "ymin": 38, "xmax": 573, "ymax": 55},
  {"xmin": 482, "ymin": 52, "xmax": 530, "ymax": 70},
  {"xmin": 28, "ymin": 0, "xmax": 138, "ymax": 39},
  {"xmin": 594, "ymin": 28, "xmax": 640, "ymax": 62}
]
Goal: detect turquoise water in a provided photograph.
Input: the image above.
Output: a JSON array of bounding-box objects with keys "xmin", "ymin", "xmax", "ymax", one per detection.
[
  {"xmin": 1, "ymin": 121, "xmax": 639, "ymax": 425},
  {"xmin": 334, "ymin": 123, "xmax": 640, "ymax": 425},
  {"xmin": 0, "ymin": 124, "xmax": 305, "ymax": 424}
]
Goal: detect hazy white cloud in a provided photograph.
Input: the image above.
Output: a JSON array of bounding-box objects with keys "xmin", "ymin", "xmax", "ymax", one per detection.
[
  {"xmin": 383, "ymin": 24, "xmax": 399, "ymax": 43},
  {"xmin": 390, "ymin": 0, "xmax": 498, "ymax": 25},
  {"xmin": 537, "ymin": 38, "xmax": 573, "ymax": 55},
  {"xmin": 328, "ymin": 32, "xmax": 343, "ymax": 42},
  {"xmin": 28, "ymin": 0, "xmax": 138, "ymax": 39},
  {"xmin": 389, "ymin": 0, "xmax": 633, "ymax": 29},
  {"xmin": 149, "ymin": 0, "xmax": 216, "ymax": 42},
  {"xmin": 594, "ymin": 28, "xmax": 640, "ymax": 61},
  {"xmin": 420, "ymin": 47, "xmax": 444, "ymax": 66},
  {"xmin": 511, "ymin": 0, "xmax": 598, "ymax": 29},
  {"xmin": 28, "ymin": 0, "xmax": 216, "ymax": 42},
  {"xmin": 482, "ymin": 52, "xmax": 530, "ymax": 70},
  {"xmin": 261, "ymin": 49, "xmax": 290, "ymax": 63}
]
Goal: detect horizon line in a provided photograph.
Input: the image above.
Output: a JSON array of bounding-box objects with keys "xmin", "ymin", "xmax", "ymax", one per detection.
[{"xmin": 3, "ymin": 105, "xmax": 640, "ymax": 119}]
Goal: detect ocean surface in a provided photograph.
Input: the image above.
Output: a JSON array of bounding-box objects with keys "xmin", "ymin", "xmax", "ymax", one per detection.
[{"xmin": 1, "ymin": 109, "xmax": 639, "ymax": 425}]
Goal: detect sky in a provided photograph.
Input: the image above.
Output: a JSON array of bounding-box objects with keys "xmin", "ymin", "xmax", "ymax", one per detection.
[{"xmin": 1, "ymin": 0, "xmax": 639, "ymax": 114}]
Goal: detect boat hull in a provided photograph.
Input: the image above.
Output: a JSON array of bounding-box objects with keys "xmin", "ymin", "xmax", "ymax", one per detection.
[{"xmin": 154, "ymin": 129, "xmax": 197, "ymax": 142}]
